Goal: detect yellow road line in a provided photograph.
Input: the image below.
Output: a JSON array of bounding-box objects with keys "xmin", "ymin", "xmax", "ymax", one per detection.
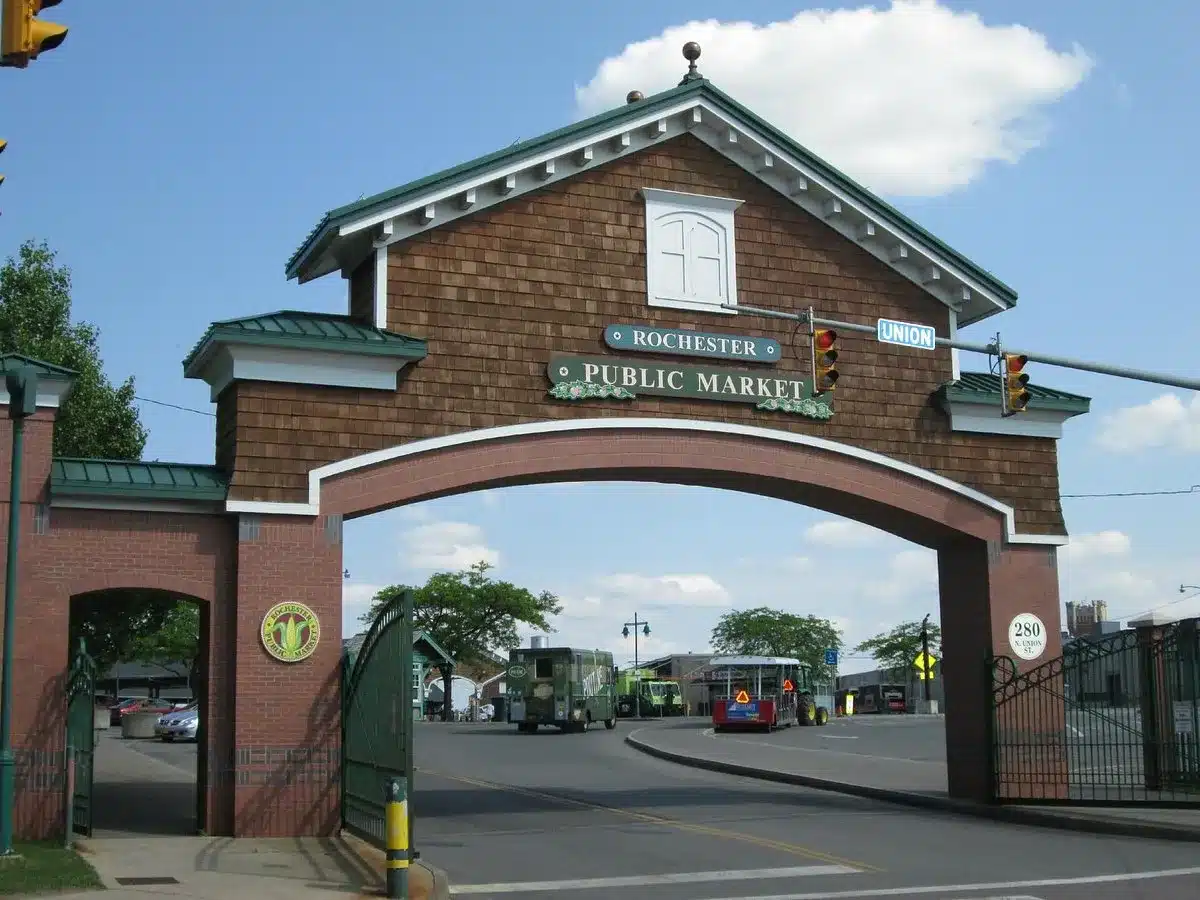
[{"xmin": 417, "ymin": 766, "xmax": 883, "ymax": 874}]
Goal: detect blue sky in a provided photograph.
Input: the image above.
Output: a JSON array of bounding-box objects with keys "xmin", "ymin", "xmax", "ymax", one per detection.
[{"xmin": 3, "ymin": 1, "xmax": 1197, "ymax": 674}]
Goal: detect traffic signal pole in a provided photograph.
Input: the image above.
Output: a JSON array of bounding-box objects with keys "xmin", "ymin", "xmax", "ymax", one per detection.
[{"xmin": 725, "ymin": 302, "xmax": 1200, "ymax": 393}]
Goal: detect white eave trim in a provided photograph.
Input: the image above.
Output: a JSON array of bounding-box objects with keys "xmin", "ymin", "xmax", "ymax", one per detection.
[
  {"xmin": 50, "ymin": 497, "xmax": 227, "ymax": 516},
  {"xmin": 189, "ymin": 343, "xmax": 415, "ymax": 402},
  {"xmin": 223, "ymin": 417, "xmax": 1065, "ymax": 546},
  {"xmin": 0, "ymin": 378, "xmax": 73, "ymax": 410},
  {"xmin": 945, "ymin": 400, "xmax": 1083, "ymax": 440},
  {"xmin": 316, "ymin": 97, "xmax": 1012, "ymax": 325}
]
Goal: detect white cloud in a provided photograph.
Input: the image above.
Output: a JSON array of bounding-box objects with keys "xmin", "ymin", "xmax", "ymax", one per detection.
[
  {"xmin": 575, "ymin": 1, "xmax": 1092, "ymax": 196},
  {"xmin": 1060, "ymin": 530, "xmax": 1131, "ymax": 564},
  {"xmin": 400, "ymin": 521, "xmax": 500, "ymax": 570},
  {"xmin": 1094, "ymin": 393, "xmax": 1200, "ymax": 453},
  {"xmin": 1057, "ymin": 531, "xmax": 1199, "ymax": 625},
  {"xmin": 803, "ymin": 519, "xmax": 887, "ymax": 548},
  {"xmin": 342, "ymin": 581, "xmax": 384, "ymax": 635},
  {"xmin": 596, "ymin": 572, "xmax": 731, "ymax": 608}
]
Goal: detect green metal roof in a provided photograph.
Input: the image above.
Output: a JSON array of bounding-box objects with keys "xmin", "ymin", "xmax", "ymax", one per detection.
[
  {"xmin": 0, "ymin": 353, "xmax": 79, "ymax": 380},
  {"xmin": 285, "ymin": 78, "xmax": 1018, "ymax": 314},
  {"xmin": 51, "ymin": 458, "xmax": 229, "ymax": 502},
  {"xmin": 414, "ymin": 630, "xmax": 455, "ymax": 665},
  {"xmin": 182, "ymin": 309, "xmax": 428, "ymax": 374},
  {"xmin": 939, "ymin": 372, "xmax": 1092, "ymax": 414}
]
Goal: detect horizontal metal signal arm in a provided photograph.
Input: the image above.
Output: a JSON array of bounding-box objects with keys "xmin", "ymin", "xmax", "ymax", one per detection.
[{"xmin": 726, "ymin": 303, "xmax": 1200, "ymax": 392}]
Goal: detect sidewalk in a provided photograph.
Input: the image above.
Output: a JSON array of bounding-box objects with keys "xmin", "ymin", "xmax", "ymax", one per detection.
[
  {"xmin": 626, "ymin": 719, "xmax": 1200, "ymax": 843},
  {"xmin": 54, "ymin": 834, "xmax": 449, "ymax": 899},
  {"xmin": 49, "ymin": 731, "xmax": 449, "ymax": 899}
]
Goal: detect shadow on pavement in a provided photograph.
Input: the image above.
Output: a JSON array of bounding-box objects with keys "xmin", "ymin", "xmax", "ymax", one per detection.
[
  {"xmin": 411, "ymin": 780, "xmax": 884, "ymax": 819},
  {"xmin": 91, "ymin": 730, "xmax": 198, "ymax": 836}
]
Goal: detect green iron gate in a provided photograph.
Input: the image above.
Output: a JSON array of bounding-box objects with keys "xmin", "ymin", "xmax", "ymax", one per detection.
[
  {"xmin": 65, "ymin": 638, "xmax": 97, "ymax": 837},
  {"xmin": 991, "ymin": 617, "xmax": 1200, "ymax": 805},
  {"xmin": 342, "ymin": 589, "xmax": 414, "ymax": 848}
]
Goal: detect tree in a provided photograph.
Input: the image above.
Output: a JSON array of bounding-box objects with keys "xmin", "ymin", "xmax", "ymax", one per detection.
[
  {"xmin": 854, "ymin": 619, "xmax": 942, "ymax": 680},
  {"xmin": 128, "ymin": 601, "xmax": 202, "ymax": 693},
  {"xmin": 710, "ymin": 607, "xmax": 843, "ymax": 682},
  {"xmin": 70, "ymin": 590, "xmax": 177, "ymax": 676},
  {"xmin": 0, "ymin": 239, "xmax": 147, "ymax": 460},
  {"xmin": 359, "ymin": 560, "xmax": 562, "ymax": 720},
  {"xmin": 3, "ymin": 239, "xmax": 157, "ymax": 667}
]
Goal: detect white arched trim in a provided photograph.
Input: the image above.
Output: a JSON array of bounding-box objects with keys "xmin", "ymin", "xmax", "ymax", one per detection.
[{"xmin": 224, "ymin": 417, "xmax": 1067, "ymax": 546}]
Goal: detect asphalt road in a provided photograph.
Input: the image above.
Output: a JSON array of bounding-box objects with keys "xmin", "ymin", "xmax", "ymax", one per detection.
[{"xmin": 413, "ymin": 719, "xmax": 1200, "ymax": 900}]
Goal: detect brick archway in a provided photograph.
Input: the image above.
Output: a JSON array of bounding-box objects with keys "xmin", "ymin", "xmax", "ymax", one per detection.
[
  {"xmin": 312, "ymin": 418, "xmax": 1046, "ymax": 548},
  {"xmin": 299, "ymin": 417, "xmax": 1063, "ymax": 802}
]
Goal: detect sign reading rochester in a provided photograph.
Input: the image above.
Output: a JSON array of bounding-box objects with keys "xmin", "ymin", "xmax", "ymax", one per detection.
[
  {"xmin": 261, "ymin": 601, "xmax": 322, "ymax": 663},
  {"xmin": 604, "ymin": 324, "xmax": 780, "ymax": 363},
  {"xmin": 547, "ymin": 355, "xmax": 833, "ymax": 420}
]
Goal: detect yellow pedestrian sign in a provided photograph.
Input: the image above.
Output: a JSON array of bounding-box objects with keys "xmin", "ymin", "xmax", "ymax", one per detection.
[{"xmin": 914, "ymin": 651, "xmax": 938, "ymax": 680}]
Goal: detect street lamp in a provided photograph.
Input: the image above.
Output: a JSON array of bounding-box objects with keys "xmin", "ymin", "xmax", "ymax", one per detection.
[
  {"xmin": 621, "ymin": 614, "xmax": 651, "ymax": 718},
  {"xmin": 0, "ymin": 365, "xmax": 38, "ymax": 857}
]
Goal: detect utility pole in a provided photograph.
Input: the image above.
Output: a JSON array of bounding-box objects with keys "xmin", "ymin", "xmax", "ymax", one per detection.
[
  {"xmin": 0, "ymin": 366, "xmax": 38, "ymax": 857},
  {"xmin": 920, "ymin": 614, "xmax": 932, "ymax": 709},
  {"xmin": 725, "ymin": 303, "xmax": 1200, "ymax": 393},
  {"xmin": 622, "ymin": 614, "xmax": 651, "ymax": 718}
]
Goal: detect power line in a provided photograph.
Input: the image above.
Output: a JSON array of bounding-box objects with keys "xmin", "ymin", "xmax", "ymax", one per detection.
[
  {"xmin": 1061, "ymin": 484, "xmax": 1200, "ymax": 499},
  {"xmin": 1114, "ymin": 589, "xmax": 1200, "ymax": 626},
  {"xmin": 133, "ymin": 395, "xmax": 215, "ymax": 418}
]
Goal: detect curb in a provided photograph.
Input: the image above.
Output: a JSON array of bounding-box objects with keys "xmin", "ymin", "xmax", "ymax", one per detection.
[
  {"xmin": 625, "ymin": 732, "xmax": 1200, "ymax": 844},
  {"xmin": 340, "ymin": 831, "xmax": 452, "ymax": 900}
]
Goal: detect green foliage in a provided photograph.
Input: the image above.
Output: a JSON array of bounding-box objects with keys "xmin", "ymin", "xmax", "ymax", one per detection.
[
  {"xmin": 0, "ymin": 238, "xmax": 147, "ymax": 459},
  {"xmin": 359, "ymin": 560, "xmax": 562, "ymax": 720},
  {"xmin": 360, "ymin": 560, "xmax": 562, "ymax": 666},
  {"xmin": 129, "ymin": 601, "xmax": 202, "ymax": 683},
  {"xmin": 70, "ymin": 590, "xmax": 179, "ymax": 675},
  {"xmin": 3, "ymin": 239, "xmax": 155, "ymax": 666},
  {"xmin": 710, "ymin": 607, "xmax": 843, "ymax": 681},
  {"xmin": 854, "ymin": 619, "xmax": 942, "ymax": 679}
]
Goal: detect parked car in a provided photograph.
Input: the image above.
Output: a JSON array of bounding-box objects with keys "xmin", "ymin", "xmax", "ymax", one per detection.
[
  {"xmin": 155, "ymin": 705, "xmax": 199, "ymax": 742},
  {"xmin": 109, "ymin": 696, "xmax": 175, "ymax": 726}
]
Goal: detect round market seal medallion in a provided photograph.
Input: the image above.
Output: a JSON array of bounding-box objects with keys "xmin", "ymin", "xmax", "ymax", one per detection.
[{"xmin": 260, "ymin": 602, "xmax": 321, "ymax": 663}]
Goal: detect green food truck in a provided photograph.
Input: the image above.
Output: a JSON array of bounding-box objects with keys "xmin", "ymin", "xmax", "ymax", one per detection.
[{"xmin": 506, "ymin": 644, "xmax": 617, "ymax": 733}]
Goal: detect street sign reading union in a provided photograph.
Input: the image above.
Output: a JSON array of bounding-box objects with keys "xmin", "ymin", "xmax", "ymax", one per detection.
[
  {"xmin": 547, "ymin": 355, "xmax": 834, "ymax": 420},
  {"xmin": 604, "ymin": 324, "xmax": 780, "ymax": 364}
]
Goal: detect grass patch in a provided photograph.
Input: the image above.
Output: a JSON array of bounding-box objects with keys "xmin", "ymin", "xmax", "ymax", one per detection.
[{"xmin": 0, "ymin": 842, "xmax": 103, "ymax": 895}]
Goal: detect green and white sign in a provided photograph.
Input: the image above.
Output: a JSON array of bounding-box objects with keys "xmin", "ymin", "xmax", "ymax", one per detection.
[
  {"xmin": 547, "ymin": 355, "xmax": 833, "ymax": 420},
  {"xmin": 604, "ymin": 323, "xmax": 780, "ymax": 364}
]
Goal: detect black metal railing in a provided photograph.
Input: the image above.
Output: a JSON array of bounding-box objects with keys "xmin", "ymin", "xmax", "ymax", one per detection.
[{"xmin": 991, "ymin": 617, "xmax": 1200, "ymax": 805}]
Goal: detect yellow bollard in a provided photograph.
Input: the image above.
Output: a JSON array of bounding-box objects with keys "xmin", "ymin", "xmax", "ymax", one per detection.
[{"xmin": 385, "ymin": 777, "xmax": 409, "ymax": 898}]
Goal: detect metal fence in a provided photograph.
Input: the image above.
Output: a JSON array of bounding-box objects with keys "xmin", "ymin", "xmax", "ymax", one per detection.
[{"xmin": 991, "ymin": 617, "xmax": 1200, "ymax": 805}]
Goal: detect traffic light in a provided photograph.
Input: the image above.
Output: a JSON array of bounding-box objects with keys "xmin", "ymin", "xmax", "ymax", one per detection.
[
  {"xmin": 1003, "ymin": 353, "xmax": 1031, "ymax": 415},
  {"xmin": 1, "ymin": 0, "xmax": 68, "ymax": 69},
  {"xmin": 812, "ymin": 328, "xmax": 839, "ymax": 394}
]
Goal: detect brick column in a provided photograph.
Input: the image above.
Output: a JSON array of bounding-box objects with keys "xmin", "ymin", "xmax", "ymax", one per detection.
[
  {"xmin": 939, "ymin": 539, "xmax": 1064, "ymax": 803},
  {"xmin": 231, "ymin": 513, "xmax": 343, "ymax": 837}
]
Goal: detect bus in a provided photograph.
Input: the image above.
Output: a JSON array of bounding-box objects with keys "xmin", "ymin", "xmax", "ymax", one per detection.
[
  {"xmin": 698, "ymin": 655, "xmax": 830, "ymax": 732},
  {"xmin": 505, "ymin": 646, "xmax": 617, "ymax": 733}
]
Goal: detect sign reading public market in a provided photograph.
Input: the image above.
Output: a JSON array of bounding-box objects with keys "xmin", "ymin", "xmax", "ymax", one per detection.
[
  {"xmin": 604, "ymin": 324, "xmax": 780, "ymax": 364},
  {"xmin": 547, "ymin": 354, "xmax": 833, "ymax": 420}
]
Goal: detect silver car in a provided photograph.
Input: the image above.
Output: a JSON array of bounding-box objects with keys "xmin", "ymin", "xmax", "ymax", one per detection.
[{"xmin": 155, "ymin": 705, "xmax": 199, "ymax": 742}]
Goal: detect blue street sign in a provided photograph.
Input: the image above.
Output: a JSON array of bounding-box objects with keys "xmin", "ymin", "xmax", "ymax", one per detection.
[
  {"xmin": 824, "ymin": 648, "xmax": 839, "ymax": 667},
  {"xmin": 876, "ymin": 318, "xmax": 937, "ymax": 351}
]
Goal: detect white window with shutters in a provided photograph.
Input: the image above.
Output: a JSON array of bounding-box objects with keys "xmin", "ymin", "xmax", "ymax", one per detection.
[{"xmin": 642, "ymin": 187, "xmax": 743, "ymax": 315}]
